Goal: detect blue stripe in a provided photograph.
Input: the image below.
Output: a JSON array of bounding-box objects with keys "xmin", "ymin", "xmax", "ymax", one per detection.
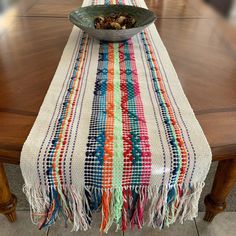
[{"xmin": 84, "ymin": 42, "xmax": 109, "ymax": 189}]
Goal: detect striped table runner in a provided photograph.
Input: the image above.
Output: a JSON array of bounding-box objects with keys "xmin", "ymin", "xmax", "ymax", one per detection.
[{"xmin": 20, "ymin": 0, "xmax": 211, "ymax": 232}]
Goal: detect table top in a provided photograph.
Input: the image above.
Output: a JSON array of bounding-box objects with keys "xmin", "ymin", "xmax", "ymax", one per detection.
[{"xmin": 0, "ymin": 0, "xmax": 236, "ymax": 164}]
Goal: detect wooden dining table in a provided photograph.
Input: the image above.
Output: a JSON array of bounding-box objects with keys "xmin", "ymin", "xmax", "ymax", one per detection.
[{"xmin": 0, "ymin": 0, "xmax": 235, "ymax": 223}]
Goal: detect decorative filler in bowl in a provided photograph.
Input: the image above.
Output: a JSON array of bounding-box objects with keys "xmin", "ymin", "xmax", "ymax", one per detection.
[
  {"xmin": 94, "ymin": 13, "xmax": 136, "ymax": 30},
  {"xmin": 69, "ymin": 4, "xmax": 157, "ymax": 42}
]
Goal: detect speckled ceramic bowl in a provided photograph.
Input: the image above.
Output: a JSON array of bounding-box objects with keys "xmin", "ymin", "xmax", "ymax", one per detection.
[{"xmin": 69, "ymin": 4, "xmax": 157, "ymax": 42}]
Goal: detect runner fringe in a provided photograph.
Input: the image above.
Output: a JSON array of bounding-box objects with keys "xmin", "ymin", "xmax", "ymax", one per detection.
[{"xmin": 23, "ymin": 182, "xmax": 204, "ymax": 232}]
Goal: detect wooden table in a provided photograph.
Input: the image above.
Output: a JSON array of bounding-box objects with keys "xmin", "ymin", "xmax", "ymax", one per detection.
[{"xmin": 0, "ymin": 0, "xmax": 236, "ymax": 223}]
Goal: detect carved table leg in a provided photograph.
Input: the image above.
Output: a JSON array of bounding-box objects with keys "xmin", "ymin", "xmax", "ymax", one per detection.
[
  {"xmin": 0, "ymin": 163, "xmax": 17, "ymax": 222},
  {"xmin": 204, "ymin": 158, "xmax": 236, "ymax": 222}
]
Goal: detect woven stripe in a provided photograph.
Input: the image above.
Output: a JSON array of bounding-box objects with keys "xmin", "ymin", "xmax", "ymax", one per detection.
[
  {"xmin": 119, "ymin": 42, "xmax": 133, "ymax": 187},
  {"xmin": 112, "ymin": 43, "xmax": 124, "ymax": 188},
  {"xmin": 123, "ymin": 40, "xmax": 142, "ymax": 187},
  {"xmin": 44, "ymin": 34, "xmax": 90, "ymax": 189},
  {"xmin": 37, "ymin": 30, "xmax": 82, "ymax": 186},
  {"xmin": 141, "ymin": 31, "xmax": 183, "ymax": 187},
  {"xmin": 145, "ymin": 27, "xmax": 195, "ymax": 184},
  {"xmin": 127, "ymin": 39, "xmax": 151, "ymax": 186},
  {"xmin": 102, "ymin": 43, "xmax": 115, "ymax": 189},
  {"xmin": 84, "ymin": 42, "xmax": 109, "ymax": 188},
  {"xmin": 129, "ymin": 0, "xmax": 188, "ymax": 188}
]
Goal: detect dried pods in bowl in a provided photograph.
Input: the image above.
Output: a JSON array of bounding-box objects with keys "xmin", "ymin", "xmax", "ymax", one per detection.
[{"xmin": 94, "ymin": 13, "xmax": 136, "ymax": 30}]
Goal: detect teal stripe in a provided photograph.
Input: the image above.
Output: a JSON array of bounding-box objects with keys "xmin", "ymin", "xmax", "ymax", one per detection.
[{"xmin": 123, "ymin": 41, "xmax": 142, "ymax": 187}]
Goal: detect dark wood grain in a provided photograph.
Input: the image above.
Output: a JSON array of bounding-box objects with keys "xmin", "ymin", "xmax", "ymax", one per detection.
[
  {"xmin": 0, "ymin": 0, "xmax": 235, "ymax": 222},
  {"xmin": 204, "ymin": 158, "xmax": 236, "ymax": 221},
  {"xmin": 197, "ymin": 112, "xmax": 236, "ymax": 153},
  {"xmin": 0, "ymin": 163, "xmax": 17, "ymax": 221},
  {"xmin": 26, "ymin": 0, "xmax": 83, "ymax": 17}
]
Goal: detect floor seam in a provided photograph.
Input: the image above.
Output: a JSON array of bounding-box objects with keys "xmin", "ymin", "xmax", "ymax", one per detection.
[
  {"xmin": 46, "ymin": 226, "xmax": 50, "ymax": 236},
  {"xmin": 194, "ymin": 218, "xmax": 200, "ymax": 236}
]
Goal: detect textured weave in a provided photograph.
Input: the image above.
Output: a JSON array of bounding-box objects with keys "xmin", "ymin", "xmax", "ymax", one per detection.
[{"xmin": 20, "ymin": 0, "xmax": 211, "ymax": 232}]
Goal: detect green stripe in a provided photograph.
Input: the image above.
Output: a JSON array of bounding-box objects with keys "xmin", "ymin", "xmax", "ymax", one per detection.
[{"xmin": 112, "ymin": 43, "xmax": 124, "ymax": 187}]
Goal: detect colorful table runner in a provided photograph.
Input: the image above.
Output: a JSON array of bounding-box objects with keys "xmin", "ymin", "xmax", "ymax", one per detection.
[{"xmin": 20, "ymin": 0, "xmax": 211, "ymax": 232}]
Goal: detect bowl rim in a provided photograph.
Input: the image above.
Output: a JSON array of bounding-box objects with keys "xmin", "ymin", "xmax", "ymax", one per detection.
[{"xmin": 69, "ymin": 4, "xmax": 157, "ymax": 32}]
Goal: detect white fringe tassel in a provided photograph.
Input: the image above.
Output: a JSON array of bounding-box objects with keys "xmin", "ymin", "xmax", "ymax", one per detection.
[{"xmin": 22, "ymin": 182, "xmax": 205, "ymax": 232}]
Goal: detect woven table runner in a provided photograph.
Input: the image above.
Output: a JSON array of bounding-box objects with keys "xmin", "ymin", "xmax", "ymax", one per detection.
[{"xmin": 20, "ymin": 0, "xmax": 211, "ymax": 232}]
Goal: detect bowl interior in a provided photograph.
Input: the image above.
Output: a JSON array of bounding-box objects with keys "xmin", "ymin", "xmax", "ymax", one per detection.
[{"xmin": 69, "ymin": 4, "xmax": 156, "ymax": 29}]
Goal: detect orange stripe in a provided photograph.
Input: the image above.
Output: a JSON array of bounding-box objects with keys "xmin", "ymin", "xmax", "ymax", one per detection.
[
  {"xmin": 51, "ymin": 37, "xmax": 90, "ymax": 187},
  {"xmin": 101, "ymin": 43, "xmax": 115, "ymax": 230}
]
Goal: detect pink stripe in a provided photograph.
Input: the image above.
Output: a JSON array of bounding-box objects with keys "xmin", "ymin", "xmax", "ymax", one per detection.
[
  {"xmin": 119, "ymin": 43, "xmax": 133, "ymax": 187},
  {"xmin": 128, "ymin": 39, "xmax": 152, "ymax": 186}
]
